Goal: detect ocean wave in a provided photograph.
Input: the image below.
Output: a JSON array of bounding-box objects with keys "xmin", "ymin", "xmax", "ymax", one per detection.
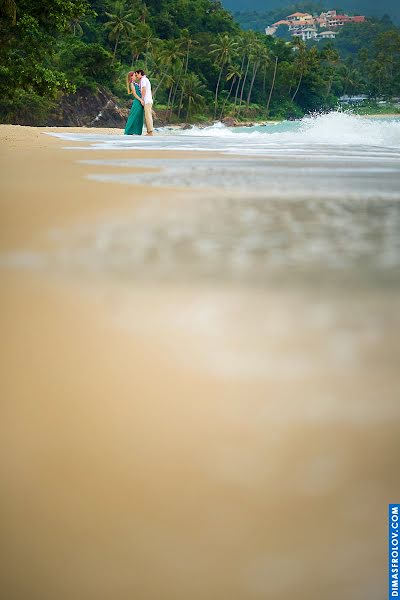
[
  {"xmin": 46, "ymin": 111, "xmax": 400, "ymax": 155},
  {"xmin": 173, "ymin": 112, "xmax": 400, "ymax": 148}
]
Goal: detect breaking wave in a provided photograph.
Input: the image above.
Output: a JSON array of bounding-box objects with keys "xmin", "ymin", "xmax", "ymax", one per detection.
[{"xmin": 175, "ymin": 111, "xmax": 400, "ymax": 148}]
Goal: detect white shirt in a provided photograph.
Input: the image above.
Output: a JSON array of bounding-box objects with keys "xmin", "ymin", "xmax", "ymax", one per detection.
[{"xmin": 140, "ymin": 76, "xmax": 153, "ymax": 104}]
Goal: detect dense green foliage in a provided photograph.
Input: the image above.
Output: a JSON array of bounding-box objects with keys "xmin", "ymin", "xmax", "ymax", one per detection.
[
  {"xmin": 0, "ymin": 0, "xmax": 95, "ymax": 123},
  {"xmin": 0, "ymin": 0, "xmax": 399, "ymax": 126}
]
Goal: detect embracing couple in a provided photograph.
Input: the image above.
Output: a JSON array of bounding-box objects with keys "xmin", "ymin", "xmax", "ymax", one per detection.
[{"xmin": 124, "ymin": 69, "xmax": 154, "ymax": 136}]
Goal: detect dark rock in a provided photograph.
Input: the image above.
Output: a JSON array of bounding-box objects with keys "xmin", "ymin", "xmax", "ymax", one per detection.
[
  {"xmin": 47, "ymin": 87, "xmax": 128, "ymax": 128},
  {"xmin": 152, "ymin": 109, "xmax": 169, "ymax": 128},
  {"xmin": 181, "ymin": 123, "xmax": 192, "ymax": 130},
  {"xmin": 221, "ymin": 116, "xmax": 237, "ymax": 127}
]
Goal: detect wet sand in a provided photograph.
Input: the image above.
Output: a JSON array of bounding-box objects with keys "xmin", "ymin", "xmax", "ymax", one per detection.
[{"xmin": 0, "ymin": 125, "xmax": 399, "ymax": 600}]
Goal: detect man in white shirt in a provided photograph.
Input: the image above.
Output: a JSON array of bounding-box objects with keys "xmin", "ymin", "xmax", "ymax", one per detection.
[{"xmin": 135, "ymin": 69, "xmax": 154, "ymax": 136}]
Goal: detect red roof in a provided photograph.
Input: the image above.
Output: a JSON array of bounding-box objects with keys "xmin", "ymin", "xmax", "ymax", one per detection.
[{"xmin": 294, "ymin": 20, "xmax": 315, "ymax": 26}]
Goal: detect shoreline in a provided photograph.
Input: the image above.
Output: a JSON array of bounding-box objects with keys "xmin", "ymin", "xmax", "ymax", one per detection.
[
  {"xmin": 0, "ymin": 124, "xmax": 220, "ymax": 250},
  {"xmin": 16, "ymin": 111, "xmax": 398, "ymax": 134}
]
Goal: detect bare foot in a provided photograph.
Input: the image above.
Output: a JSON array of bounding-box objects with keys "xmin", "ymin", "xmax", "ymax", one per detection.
[{"xmin": 145, "ymin": 132, "xmax": 154, "ymax": 136}]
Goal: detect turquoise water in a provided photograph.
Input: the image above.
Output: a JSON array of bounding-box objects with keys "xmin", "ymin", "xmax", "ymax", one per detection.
[{"xmin": 50, "ymin": 111, "xmax": 400, "ymax": 153}]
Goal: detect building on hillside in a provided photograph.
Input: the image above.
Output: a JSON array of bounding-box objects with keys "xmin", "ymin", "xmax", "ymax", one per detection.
[
  {"xmin": 349, "ymin": 16, "xmax": 366, "ymax": 23},
  {"xmin": 315, "ymin": 30, "xmax": 338, "ymax": 41},
  {"xmin": 327, "ymin": 14, "xmax": 365, "ymax": 27},
  {"xmin": 266, "ymin": 19, "xmax": 289, "ymax": 36},
  {"xmin": 265, "ymin": 8, "xmax": 365, "ymax": 39},
  {"xmin": 287, "ymin": 12, "xmax": 313, "ymax": 22},
  {"xmin": 327, "ymin": 14, "xmax": 350, "ymax": 27},
  {"xmin": 292, "ymin": 27, "xmax": 317, "ymax": 41},
  {"xmin": 320, "ymin": 10, "xmax": 337, "ymax": 19},
  {"xmin": 288, "ymin": 20, "xmax": 316, "ymax": 31}
]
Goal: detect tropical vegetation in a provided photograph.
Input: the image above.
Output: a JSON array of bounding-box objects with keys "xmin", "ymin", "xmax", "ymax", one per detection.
[{"xmin": 0, "ymin": 0, "xmax": 399, "ymax": 126}]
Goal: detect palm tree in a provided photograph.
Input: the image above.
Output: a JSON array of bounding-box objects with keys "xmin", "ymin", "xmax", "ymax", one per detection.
[
  {"xmin": 122, "ymin": 32, "xmax": 142, "ymax": 66},
  {"xmin": 341, "ymin": 65, "xmax": 362, "ymax": 97},
  {"xmin": 181, "ymin": 73, "xmax": 205, "ymax": 122},
  {"xmin": 266, "ymin": 55, "xmax": 278, "ymax": 116},
  {"xmin": 209, "ymin": 33, "xmax": 238, "ymax": 119},
  {"xmin": 261, "ymin": 46, "xmax": 271, "ymax": 96},
  {"xmin": 152, "ymin": 45, "xmax": 172, "ymax": 96},
  {"xmin": 69, "ymin": 17, "xmax": 84, "ymax": 37},
  {"xmin": 138, "ymin": 1, "xmax": 149, "ymax": 24},
  {"xmin": 232, "ymin": 66, "xmax": 244, "ymax": 112},
  {"xmin": 168, "ymin": 39, "xmax": 188, "ymax": 120},
  {"xmin": 367, "ymin": 59, "xmax": 386, "ymax": 99},
  {"xmin": 237, "ymin": 31, "xmax": 257, "ymax": 115},
  {"xmin": 104, "ymin": 1, "xmax": 136, "ymax": 61},
  {"xmin": 375, "ymin": 31, "xmax": 400, "ymax": 85},
  {"xmin": 246, "ymin": 42, "xmax": 267, "ymax": 109},
  {"xmin": 320, "ymin": 43, "xmax": 340, "ymax": 99},
  {"xmin": 0, "ymin": 0, "xmax": 16, "ymax": 24},
  {"xmin": 220, "ymin": 63, "xmax": 241, "ymax": 119},
  {"xmin": 152, "ymin": 38, "xmax": 187, "ymax": 101},
  {"xmin": 231, "ymin": 34, "xmax": 247, "ymax": 112},
  {"xmin": 178, "ymin": 32, "xmax": 199, "ymax": 119},
  {"xmin": 291, "ymin": 38, "xmax": 308, "ymax": 102},
  {"xmin": 165, "ymin": 62, "xmax": 183, "ymax": 121},
  {"xmin": 141, "ymin": 25, "xmax": 157, "ymax": 71},
  {"xmin": 121, "ymin": 22, "xmax": 154, "ymax": 67}
]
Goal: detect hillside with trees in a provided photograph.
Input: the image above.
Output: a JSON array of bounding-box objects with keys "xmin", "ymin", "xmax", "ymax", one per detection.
[
  {"xmin": 0, "ymin": 0, "xmax": 399, "ymax": 127},
  {"xmin": 223, "ymin": 0, "xmax": 400, "ymax": 22}
]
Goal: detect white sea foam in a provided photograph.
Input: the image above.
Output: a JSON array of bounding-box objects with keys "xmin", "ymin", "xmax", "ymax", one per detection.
[
  {"xmin": 46, "ymin": 112, "xmax": 400, "ymax": 155},
  {"xmin": 167, "ymin": 112, "xmax": 400, "ymax": 148}
]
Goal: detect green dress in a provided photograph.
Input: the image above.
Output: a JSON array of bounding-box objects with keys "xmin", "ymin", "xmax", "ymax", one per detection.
[{"xmin": 124, "ymin": 83, "xmax": 144, "ymax": 136}]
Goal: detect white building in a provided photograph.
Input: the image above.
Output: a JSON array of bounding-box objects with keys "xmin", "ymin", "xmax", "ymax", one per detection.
[
  {"xmin": 315, "ymin": 30, "xmax": 338, "ymax": 41},
  {"xmin": 288, "ymin": 19, "xmax": 317, "ymax": 31},
  {"xmin": 292, "ymin": 27, "xmax": 317, "ymax": 41},
  {"xmin": 320, "ymin": 10, "xmax": 337, "ymax": 19},
  {"xmin": 265, "ymin": 8, "xmax": 365, "ymax": 39},
  {"xmin": 339, "ymin": 94, "xmax": 368, "ymax": 103}
]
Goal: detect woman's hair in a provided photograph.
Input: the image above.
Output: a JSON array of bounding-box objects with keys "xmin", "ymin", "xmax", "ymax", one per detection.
[{"xmin": 126, "ymin": 71, "xmax": 135, "ymax": 94}]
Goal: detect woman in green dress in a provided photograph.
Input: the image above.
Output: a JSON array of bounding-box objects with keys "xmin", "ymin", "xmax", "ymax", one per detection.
[{"xmin": 124, "ymin": 71, "xmax": 144, "ymax": 136}]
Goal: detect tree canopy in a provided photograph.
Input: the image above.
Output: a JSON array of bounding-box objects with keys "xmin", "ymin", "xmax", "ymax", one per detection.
[{"xmin": 0, "ymin": 0, "xmax": 399, "ymax": 125}]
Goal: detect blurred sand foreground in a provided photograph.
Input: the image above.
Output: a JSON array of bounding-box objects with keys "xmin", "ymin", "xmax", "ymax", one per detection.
[{"xmin": 0, "ymin": 125, "xmax": 399, "ymax": 600}]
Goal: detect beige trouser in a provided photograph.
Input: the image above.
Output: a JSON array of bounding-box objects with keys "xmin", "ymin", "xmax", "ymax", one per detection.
[{"xmin": 144, "ymin": 103, "xmax": 153, "ymax": 134}]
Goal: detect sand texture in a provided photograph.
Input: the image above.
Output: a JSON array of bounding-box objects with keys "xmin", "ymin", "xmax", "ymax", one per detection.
[{"xmin": 1, "ymin": 125, "xmax": 399, "ymax": 600}]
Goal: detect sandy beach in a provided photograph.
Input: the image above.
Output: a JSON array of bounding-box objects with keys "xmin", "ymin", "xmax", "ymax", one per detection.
[{"xmin": 1, "ymin": 124, "xmax": 399, "ymax": 600}]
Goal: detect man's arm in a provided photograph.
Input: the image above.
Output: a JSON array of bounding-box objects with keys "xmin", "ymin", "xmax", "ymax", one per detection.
[{"xmin": 140, "ymin": 84, "xmax": 146, "ymax": 106}]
